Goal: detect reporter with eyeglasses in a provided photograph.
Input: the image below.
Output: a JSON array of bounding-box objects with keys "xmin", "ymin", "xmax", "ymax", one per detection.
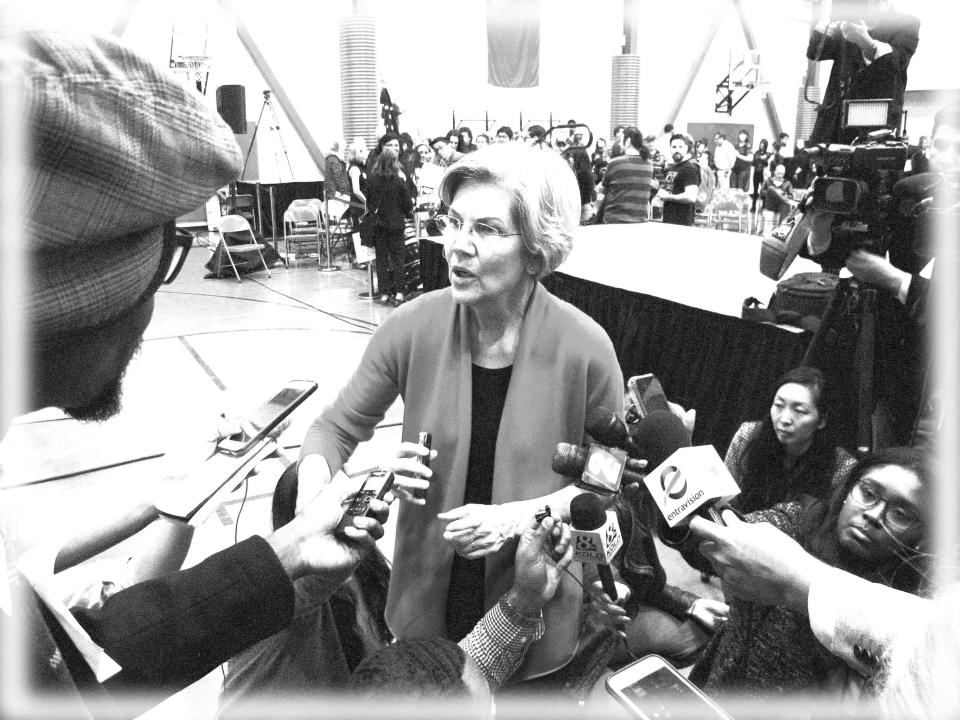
[
  {"xmin": 676, "ymin": 446, "xmax": 932, "ymax": 700},
  {"xmin": 296, "ymin": 142, "xmax": 623, "ymax": 681}
]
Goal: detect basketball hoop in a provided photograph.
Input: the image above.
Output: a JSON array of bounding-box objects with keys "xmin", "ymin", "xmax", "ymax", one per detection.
[{"xmin": 171, "ymin": 55, "xmax": 211, "ymax": 94}]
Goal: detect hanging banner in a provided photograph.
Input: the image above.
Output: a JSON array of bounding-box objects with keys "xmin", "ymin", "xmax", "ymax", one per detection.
[{"xmin": 486, "ymin": 0, "xmax": 540, "ymax": 88}]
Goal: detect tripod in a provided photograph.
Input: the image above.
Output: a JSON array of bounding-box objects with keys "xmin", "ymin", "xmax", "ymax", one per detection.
[
  {"xmin": 801, "ymin": 276, "xmax": 878, "ymax": 455},
  {"xmin": 241, "ymin": 90, "xmax": 293, "ymax": 182}
]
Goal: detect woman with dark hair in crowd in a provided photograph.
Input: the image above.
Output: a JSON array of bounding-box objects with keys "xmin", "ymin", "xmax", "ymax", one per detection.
[
  {"xmin": 563, "ymin": 144, "xmax": 596, "ymax": 223},
  {"xmin": 475, "ymin": 133, "xmax": 490, "ymax": 149},
  {"xmin": 365, "ymin": 139, "xmax": 413, "ymax": 306},
  {"xmin": 458, "ymin": 126, "xmax": 477, "ymax": 154},
  {"xmin": 398, "ymin": 132, "xmax": 418, "ymax": 184},
  {"xmin": 750, "ymin": 138, "xmax": 771, "ymax": 214},
  {"xmin": 725, "ymin": 366, "xmax": 856, "ymax": 514},
  {"xmin": 731, "ymin": 129, "xmax": 754, "ymax": 192},
  {"xmin": 685, "ymin": 446, "xmax": 932, "ymax": 698}
]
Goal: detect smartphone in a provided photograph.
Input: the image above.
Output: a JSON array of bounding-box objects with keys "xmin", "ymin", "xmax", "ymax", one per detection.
[
  {"xmin": 606, "ymin": 655, "xmax": 733, "ymax": 720},
  {"xmin": 627, "ymin": 374, "xmax": 671, "ymax": 419},
  {"xmin": 216, "ymin": 380, "xmax": 318, "ymax": 457},
  {"xmin": 344, "ymin": 469, "xmax": 395, "ymax": 517}
]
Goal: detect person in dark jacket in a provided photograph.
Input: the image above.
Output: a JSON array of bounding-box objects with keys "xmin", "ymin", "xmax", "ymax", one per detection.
[
  {"xmin": 806, "ymin": 0, "xmax": 920, "ymax": 145},
  {"xmin": 584, "ymin": 495, "xmax": 728, "ymax": 668},
  {"xmin": 365, "ymin": 142, "xmax": 414, "ymax": 305}
]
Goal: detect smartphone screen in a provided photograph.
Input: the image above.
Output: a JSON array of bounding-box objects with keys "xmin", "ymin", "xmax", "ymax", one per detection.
[
  {"xmin": 628, "ymin": 374, "xmax": 672, "ymax": 419},
  {"xmin": 217, "ymin": 381, "xmax": 317, "ymax": 456},
  {"xmin": 607, "ymin": 656, "xmax": 732, "ymax": 720}
]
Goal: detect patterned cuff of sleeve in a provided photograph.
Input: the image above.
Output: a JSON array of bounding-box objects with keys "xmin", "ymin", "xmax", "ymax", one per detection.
[{"xmin": 458, "ymin": 596, "xmax": 545, "ymax": 689}]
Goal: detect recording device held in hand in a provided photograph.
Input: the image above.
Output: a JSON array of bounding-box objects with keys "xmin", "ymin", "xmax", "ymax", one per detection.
[
  {"xmin": 626, "ymin": 374, "xmax": 671, "ymax": 420},
  {"xmin": 216, "ymin": 380, "xmax": 318, "ymax": 456},
  {"xmin": 418, "ymin": 431, "xmax": 432, "ymax": 470},
  {"xmin": 345, "ymin": 469, "xmax": 395, "ymax": 517}
]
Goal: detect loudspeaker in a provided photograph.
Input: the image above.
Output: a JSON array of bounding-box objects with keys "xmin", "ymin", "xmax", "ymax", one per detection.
[{"xmin": 216, "ymin": 85, "xmax": 247, "ymax": 134}]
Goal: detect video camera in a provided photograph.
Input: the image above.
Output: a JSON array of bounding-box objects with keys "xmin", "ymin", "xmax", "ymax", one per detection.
[
  {"xmin": 803, "ymin": 132, "xmax": 908, "ymax": 268},
  {"xmin": 759, "ymin": 129, "xmax": 908, "ymax": 279}
]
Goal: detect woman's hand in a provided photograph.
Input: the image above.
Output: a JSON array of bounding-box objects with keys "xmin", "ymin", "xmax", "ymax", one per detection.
[
  {"xmin": 378, "ymin": 441, "xmax": 436, "ymax": 506},
  {"xmin": 437, "ymin": 503, "xmax": 520, "ymax": 559},
  {"xmin": 687, "ymin": 598, "xmax": 730, "ymax": 632}
]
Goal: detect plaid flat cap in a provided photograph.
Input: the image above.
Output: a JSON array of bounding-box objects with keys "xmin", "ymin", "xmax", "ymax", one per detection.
[{"xmin": 17, "ymin": 29, "xmax": 242, "ymax": 341}]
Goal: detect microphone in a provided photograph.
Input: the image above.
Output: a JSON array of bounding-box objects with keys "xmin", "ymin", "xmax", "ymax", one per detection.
[
  {"xmin": 552, "ymin": 442, "xmax": 640, "ymax": 494},
  {"xmin": 570, "ymin": 493, "xmax": 623, "ymax": 600},
  {"xmin": 585, "ymin": 406, "xmax": 632, "ymax": 454},
  {"xmin": 630, "ymin": 410, "xmax": 691, "ymax": 468},
  {"xmin": 640, "ymin": 442, "xmax": 741, "ymax": 529}
]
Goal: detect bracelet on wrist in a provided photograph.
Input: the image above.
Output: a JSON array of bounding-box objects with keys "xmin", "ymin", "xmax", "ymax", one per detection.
[{"xmin": 500, "ymin": 595, "xmax": 543, "ymax": 624}]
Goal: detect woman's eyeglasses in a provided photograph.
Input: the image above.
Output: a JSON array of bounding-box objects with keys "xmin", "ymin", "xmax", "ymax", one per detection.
[
  {"xmin": 434, "ymin": 214, "xmax": 520, "ymax": 241},
  {"xmin": 848, "ymin": 479, "xmax": 921, "ymax": 533}
]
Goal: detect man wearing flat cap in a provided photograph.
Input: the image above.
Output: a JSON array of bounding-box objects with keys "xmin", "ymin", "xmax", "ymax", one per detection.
[{"xmin": 0, "ymin": 28, "xmax": 387, "ymax": 718}]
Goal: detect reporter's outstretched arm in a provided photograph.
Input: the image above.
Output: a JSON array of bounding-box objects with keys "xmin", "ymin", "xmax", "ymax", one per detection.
[
  {"xmin": 73, "ymin": 481, "xmax": 386, "ymax": 695},
  {"xmin": 688, "ymin": 509, "xmax": 824, "ymax": 612},
  {"xmin": 459, "ymin": 514, "xmax": 573, "ymax": 688}
]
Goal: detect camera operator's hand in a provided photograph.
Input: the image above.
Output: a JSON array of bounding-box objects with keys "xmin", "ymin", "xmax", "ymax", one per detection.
[
  {"xmin": 805, "ymin": 208, "xmax": 835, "ymax": 257},
  {"xmin": 845, "ymin": 250, "xmax": 911, "ymax": 299}
]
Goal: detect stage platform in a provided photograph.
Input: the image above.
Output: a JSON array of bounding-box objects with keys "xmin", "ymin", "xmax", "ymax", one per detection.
[
  {"xmin": 557, "ymin": 223, "xmax": 822, "ymax": 318},
  {"xmin": 421, "ymin": 223, "xmax": 824, "ymax": 451}
]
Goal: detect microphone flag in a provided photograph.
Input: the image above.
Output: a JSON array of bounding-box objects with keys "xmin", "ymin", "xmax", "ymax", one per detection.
[{"xmin": 642, "ymin": 446, "xmax": 741, "ymax": 527}]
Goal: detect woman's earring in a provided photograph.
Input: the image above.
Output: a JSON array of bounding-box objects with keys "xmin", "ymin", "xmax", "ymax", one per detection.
[{"xmin": 527, "ymin": 265, "xmax": 537, "ymax": 275}]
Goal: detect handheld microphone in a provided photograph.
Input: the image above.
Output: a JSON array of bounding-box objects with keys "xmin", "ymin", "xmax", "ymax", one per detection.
[
  {"xmin": 641, "ymin": 443, "xmax": 741, "ymax": 529},
  {"xmin": 570, "ymin": 493, "xmax": 623, "ymax": 601},
  {"xmin": 552, "ymin": 443, "xmax": 645, "ymax": 493},
  {"xmin": 630, "ymin": 410, "xmax": 691, "ymax": 469},
  {"xmin": 584, "ymin": 407, "xmax": 631, "ymax": 452}
]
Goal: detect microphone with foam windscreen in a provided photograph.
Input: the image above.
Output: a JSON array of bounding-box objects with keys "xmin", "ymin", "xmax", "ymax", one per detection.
[
  {"xmin": 630, "ymin": 410, "xmax": 691, "ymax": 468},
  {"xmin": 584, "ymin": 407, "xmax": 632, "ymax": 454},
  {"xmin": 570, "ymin": 493, "xmax": 623, "ymax": 600}
]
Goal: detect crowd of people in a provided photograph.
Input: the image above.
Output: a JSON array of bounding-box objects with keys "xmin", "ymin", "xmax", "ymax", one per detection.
[{"xmin": 3, "ymin": 4, "xmax": 958, "ymax": 719}]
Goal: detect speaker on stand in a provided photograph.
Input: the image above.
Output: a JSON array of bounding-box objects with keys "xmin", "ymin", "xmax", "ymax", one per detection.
[{"xmin": 216, "ymin": 85, "xmax": 247, "ymax": 135}]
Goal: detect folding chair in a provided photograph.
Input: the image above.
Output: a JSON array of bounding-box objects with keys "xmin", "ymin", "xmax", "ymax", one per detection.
[
  {"xmin": 215, "ymin": 214, "xmax": 272, "ymax": 282},
  {"xmin": 282, "ymin": 199, "xmax": 323, "ymax": 268},
  {"xmin": 323, "ymin": 198, "xmax": 354, "ymax": 255}
]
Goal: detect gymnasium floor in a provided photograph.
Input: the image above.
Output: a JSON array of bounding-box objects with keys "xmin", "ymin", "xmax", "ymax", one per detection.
[{"xmin": 0, "ymin": 235, "xmax": 721, "ymax": 719}]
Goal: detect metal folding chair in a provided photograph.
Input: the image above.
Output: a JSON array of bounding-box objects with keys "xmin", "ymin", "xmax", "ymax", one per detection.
[{"xmin": 215, "ymin": 214, "xmax": 272, "ymax": 282}]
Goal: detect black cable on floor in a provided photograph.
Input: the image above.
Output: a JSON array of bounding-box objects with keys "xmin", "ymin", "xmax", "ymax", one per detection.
[
  {"xmin": 246, "ymin": 277, "xmax": 378, "ymax": 334},
  {"xmin": 234, "ymin": 475, "xmax": 250, "ymax": 546}
]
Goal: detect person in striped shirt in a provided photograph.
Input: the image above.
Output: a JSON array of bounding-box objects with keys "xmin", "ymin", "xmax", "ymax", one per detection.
[{"xmin": 599, "ymin": 126, "xmax": 659, "ymax": 223}]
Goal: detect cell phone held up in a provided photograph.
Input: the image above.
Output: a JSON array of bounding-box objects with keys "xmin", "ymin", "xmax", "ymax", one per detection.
[
  {"xmin": 626, "ymin": 374, "xmax": 671, "ymax": 420},
  {"xmin": 216, "ymin": 380, "xmax": 318, "ymax": 457},
  {"xmin": 345, "ymin": 469, "xmax": 395, "ymax": 517}
]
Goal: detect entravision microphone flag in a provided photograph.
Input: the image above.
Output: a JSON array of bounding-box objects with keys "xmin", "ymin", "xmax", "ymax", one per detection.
[
  {"xmin": 486, "ymin": 0, "xmax": 540, "ymax": 88},
  {"xmin": 642, "ymin": 446, "xmax": 741, "ymax": 527}
]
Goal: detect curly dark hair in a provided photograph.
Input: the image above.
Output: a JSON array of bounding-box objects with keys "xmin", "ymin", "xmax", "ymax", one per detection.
[
  {"xmin": 734, "ymin": 366, "xmax": 839, "ymax": 513},
  {"xmin": 800, "ymin": 446, "xmax": 932, "ymax": 594}
]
